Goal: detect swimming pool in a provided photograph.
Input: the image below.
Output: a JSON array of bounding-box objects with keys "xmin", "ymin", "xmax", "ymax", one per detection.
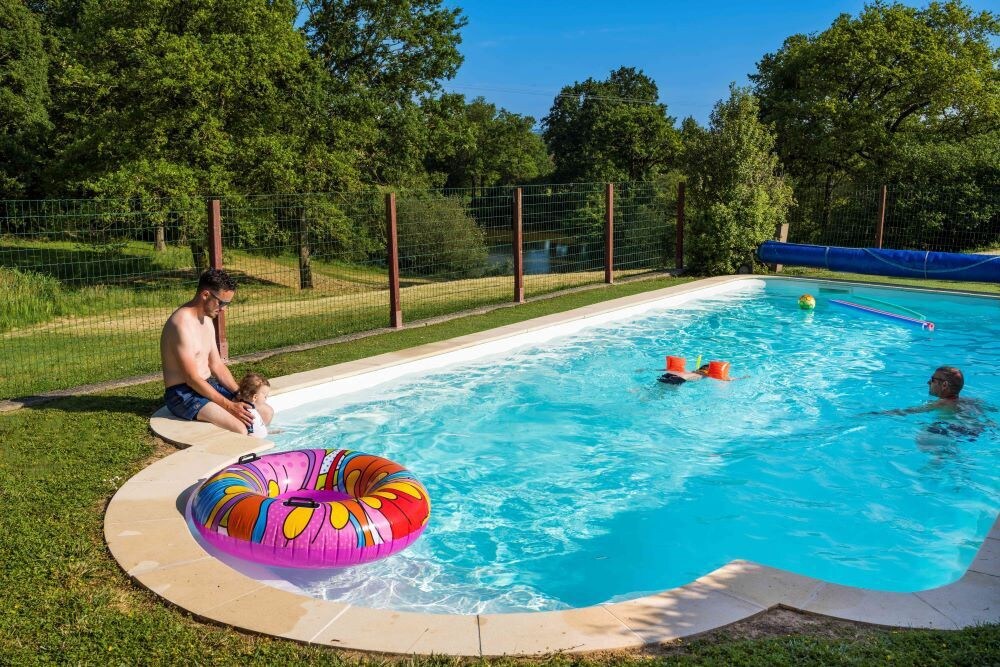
[{"xmin": 229, "ymin": 278, "xmax": 1000, "ymax": 614}]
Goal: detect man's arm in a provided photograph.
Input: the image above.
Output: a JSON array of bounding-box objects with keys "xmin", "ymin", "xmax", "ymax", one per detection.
[
  {"xmin": 207, "ymin": 340, "xmax": 239, "ymax": 394},
  {"xmin": 175, "ymin": 327, "xmax": 253, "ymax": 426},
  {"xmin": 869, "ymin": 400, "xmax": 950, "ymax": 416}
]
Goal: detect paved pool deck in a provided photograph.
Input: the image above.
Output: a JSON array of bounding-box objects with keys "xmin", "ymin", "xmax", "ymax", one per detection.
[{"xmin": 106, "ymin": 275, "xmax": 1000, "ymax": 656}]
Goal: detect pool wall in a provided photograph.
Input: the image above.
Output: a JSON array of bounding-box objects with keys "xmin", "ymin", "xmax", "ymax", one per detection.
[{"xmin": 108, "ymin": 275, "xmax": 1000, "ymax": 656}]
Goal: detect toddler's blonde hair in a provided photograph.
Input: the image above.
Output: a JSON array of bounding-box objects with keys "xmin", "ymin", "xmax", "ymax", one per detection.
[{"xmin": 236, "ymin": 372, "xmax": 270, "ymax": 403}]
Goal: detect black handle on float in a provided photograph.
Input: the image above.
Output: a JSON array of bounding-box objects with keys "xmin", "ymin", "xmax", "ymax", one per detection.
[
  {"xmin": 283, "ymin": 497, "xmax": 319, "ymax": 508},
  {"xmin": 237, "ymin": 453, "xmax": 259, "ymax": 464}
]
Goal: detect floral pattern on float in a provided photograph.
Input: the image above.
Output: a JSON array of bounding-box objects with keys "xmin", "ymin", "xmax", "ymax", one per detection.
[{"xmin": 191, "ymin": 448, "xmax": 431, "ymax": 568}]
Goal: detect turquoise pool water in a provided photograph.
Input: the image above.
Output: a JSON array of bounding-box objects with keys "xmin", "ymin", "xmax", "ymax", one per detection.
[{"xmin": 268, "ymin": 279, "xmax": 1000, "ymax": 613}]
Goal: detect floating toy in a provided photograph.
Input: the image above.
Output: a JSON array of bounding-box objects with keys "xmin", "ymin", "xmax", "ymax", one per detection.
[
  {"xmin": 191, "ymin": 448, "xmax": 430, "ymax": 568},
  {"xmin": 658, "ymin": 356, "xmax": 732, "ymax": 384},
  {"xmin": 830, "ymin": 299, "xmax": 935, "ymax": 330},
  {"xmin": 798, "ymin": 294, "xmax": 816, "ymax": 310},
  {"xmin": 706, "ymin": 360, "xmax": 731, "ymax": 380},
  {"xmin": 848, "ymin": 295, "xmax": 927, "ymax": 320}
]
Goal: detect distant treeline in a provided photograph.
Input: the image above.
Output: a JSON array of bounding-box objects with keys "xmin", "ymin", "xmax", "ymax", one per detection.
[{"xmin": 2, "ymin": 0, "xmax": 997, "ymax": 273}]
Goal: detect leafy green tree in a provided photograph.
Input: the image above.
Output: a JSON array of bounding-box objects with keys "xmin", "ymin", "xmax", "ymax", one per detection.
[
  {"xmin": 880, "ymin": 131, "xmax": 1000, "ymax": 250},
  {"xmin": 422, "ymin": 93, "xmax": 551, "ymax": 190},
  {"xmin": 302, "ymin": 0, "xmax": 466, "ymax": 106},
  {"xmin": 685, "ymin": 86, "xmax": 793, "ymax": 275},
  {"xmin": 303, "ymin": 0, "xmax": 467, "ymax": 187},
  {"xmin": 0, "ymin": 0, "xmax": 51, "ymax": 197},
  {"xmin": 752, "ymin": 0, "xmax": 1000, "ymax": 189},
  {"xmin": 542, "ymin": 67, "xmax": 679, "ymax": 183},
  {"xmin": 39, "ymin": 0, "xmax": 363, "ymax": 278},
  {"xmin": 46, "ymin": 0, "xmax": 357, "ymax": 194}
]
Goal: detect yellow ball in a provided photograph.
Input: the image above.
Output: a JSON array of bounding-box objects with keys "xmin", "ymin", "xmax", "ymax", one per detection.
[{"xmin": 798, "ymin": 294, "xmax": 816, "ymax": 310}]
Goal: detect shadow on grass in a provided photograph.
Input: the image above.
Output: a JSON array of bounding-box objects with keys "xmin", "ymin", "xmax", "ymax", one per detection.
[
  {"xmin": 16, "ymin": 392, "xmax": 162, "ymax": 419},
  {"xmin": 1, "ymin": 244, "xmax": 302, "ymax": 290}
]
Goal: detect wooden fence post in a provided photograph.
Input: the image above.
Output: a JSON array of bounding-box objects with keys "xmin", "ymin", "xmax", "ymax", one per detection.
[
  {"xmin": 772, "ymin": 222, "xmax": 789, "ymax": 272},
  {"xmin": 385, "ymin": 193, "xmax": 403, "ymax": 329},
  {"xmin": 206, "ymin": 198, "xmax": 228, "ymax": 359},
  {"xmin": 512, "ymin": 187, "xmax": 525, "ymax": 303},
  {"xmin": 605, "ymin": 183, "xmax": 614, "ymax": 284},
  {"xmin": 675, "ymin": 182, "xmax": 685, "ymax": 272},
  {"xmin": 875, "ymin": 184, "xmax": 887, "ymax": 248}
]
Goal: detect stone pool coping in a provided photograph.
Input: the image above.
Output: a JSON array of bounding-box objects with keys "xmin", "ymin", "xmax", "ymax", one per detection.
[{"xmin": 107, "ymin": 275, "xmax": 1000, "ymax": 656}]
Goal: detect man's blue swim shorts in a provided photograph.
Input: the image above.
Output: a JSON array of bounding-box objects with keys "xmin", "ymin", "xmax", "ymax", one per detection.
[{"xmin": 164, "ymin": 378, "xmax": 235, "ymax": 421}]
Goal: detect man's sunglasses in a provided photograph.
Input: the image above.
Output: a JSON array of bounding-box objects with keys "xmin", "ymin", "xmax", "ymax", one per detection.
[{"xmin": 208, "ymin": 292, "xmax": 232, "ymax": 308}]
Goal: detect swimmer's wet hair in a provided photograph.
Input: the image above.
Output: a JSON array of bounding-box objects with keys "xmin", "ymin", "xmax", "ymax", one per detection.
[{"xmin": 937, "ymin": 366, "xmax": 964, "ymax": 394}]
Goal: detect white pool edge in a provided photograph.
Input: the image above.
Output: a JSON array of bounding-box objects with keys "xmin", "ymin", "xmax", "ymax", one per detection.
[{"xmin": 108, "ymin": 275, "xmax": 1000, "ymax": 656}]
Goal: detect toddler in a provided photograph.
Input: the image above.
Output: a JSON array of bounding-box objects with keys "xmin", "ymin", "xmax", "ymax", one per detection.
[{"xmin": 236, "ymin": 372, "xmax": 271, "ymax": 438}]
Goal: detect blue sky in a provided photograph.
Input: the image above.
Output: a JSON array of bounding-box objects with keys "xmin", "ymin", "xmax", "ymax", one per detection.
[{"xmin": 441, "ymin": 0, "xmax": 1000, "ymax": 127}]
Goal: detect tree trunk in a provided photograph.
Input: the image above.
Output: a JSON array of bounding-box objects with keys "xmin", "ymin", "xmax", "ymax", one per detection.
[
  {"xmin": 190, "ymin": 241, "xmax": 208, "ymax": 274},
  {"xmin": 298, "ymin": 208, "xmax": 313, "ymax": 289},
  {"xmin": 154, "ymin": 225, "xmax": 166, "ymax": 251}
]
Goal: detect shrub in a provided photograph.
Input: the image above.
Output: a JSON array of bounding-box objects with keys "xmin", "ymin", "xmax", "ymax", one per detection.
[
  {"xmin": 685, "ymin": 86, "xmax": 792, "ymax": 275},
  {"xmin": 396, "ymin": 193, "xmax": 489, "ymax": 277}
]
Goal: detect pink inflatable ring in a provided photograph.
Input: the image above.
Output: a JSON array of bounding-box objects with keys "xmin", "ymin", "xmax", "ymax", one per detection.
[{"xmin": 191, "ymin": 448, "xmax": 431, "ymax": 568}]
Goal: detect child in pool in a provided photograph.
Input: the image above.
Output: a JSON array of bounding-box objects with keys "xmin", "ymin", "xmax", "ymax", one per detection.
[{"xmin": 236, "ymin": 372, "xmax": 272, "ymax": 438}]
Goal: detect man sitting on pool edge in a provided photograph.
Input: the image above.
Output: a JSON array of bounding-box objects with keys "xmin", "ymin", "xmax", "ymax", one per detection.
[{"xmin": 160, "ymin": 269, "xmax": 272, "ymax": 435}]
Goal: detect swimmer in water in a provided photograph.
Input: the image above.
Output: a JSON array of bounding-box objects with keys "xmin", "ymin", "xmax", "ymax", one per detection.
[{"xmin": 871, "ymin": 366, "xmax": 992, "ymax": 443}]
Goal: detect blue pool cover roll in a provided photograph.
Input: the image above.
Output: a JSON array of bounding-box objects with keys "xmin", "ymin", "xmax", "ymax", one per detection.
[{"xmin": 757, "ymin": 241, "xmax": 1000, "ymax": 283}]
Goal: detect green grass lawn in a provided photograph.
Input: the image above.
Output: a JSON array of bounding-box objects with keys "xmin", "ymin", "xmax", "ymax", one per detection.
[{"xmin": 1, "ymin": 277, "xmax": 997, "ymax": 665}]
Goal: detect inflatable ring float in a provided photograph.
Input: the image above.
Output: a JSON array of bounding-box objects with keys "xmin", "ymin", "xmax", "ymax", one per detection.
[{"xmin": 191, "ymin": 448, "xmax": 431, "ymax": 568}]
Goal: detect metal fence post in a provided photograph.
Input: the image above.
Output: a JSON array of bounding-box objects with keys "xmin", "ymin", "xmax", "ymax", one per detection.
[
  {"xmin": 875, "ymin": 184, "xmax": 887, "ymax": 248},
  {"xmin": 512, "ymin": 187, "xmax": 525, "ymax": 303},
  {"xmin": 675, "ymin": 181, "xmax": 685, "ymax": 271},
  {"xmin": 385, "ymin": 193, "xmax": 403, "ymax": 329},
  {"xmin": 206, "ymin": 198, "xmax": 228, "ymax": 359},
  {"xmin": 605, "ymin": 183, "xmax": 614, "ymax": 284}
]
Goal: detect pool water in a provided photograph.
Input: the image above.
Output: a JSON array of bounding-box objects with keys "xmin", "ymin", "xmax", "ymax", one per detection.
[{"xmin": 262, "ymin": 279, "xmax": 999, "ymax": 614}]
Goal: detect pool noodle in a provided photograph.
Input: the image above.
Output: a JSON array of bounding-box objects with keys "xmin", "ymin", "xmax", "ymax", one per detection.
[
  {"xmin": 848, "ymin": 295, "xmax": 925, "ymax": 320},
  {"xmin": 830, "ymin": 299, "xmax": 935, "ymax": 330}
]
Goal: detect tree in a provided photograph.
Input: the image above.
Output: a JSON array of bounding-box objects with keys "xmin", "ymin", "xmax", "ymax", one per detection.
[
  {"xmin": 0, "ymin": 0, "xmax": 51, "ymax": 197},
  {"xmin": 45, "ymin": 0, "xmax": 358, "ymax": 194},
  {"xmin": 421, "ymin": 94, "xmax": 551, "ymax": 190},
  {"xmin": 542, "ymin": 67, "xmax": 679, "ymax": 183},
  {"xmin": 302, "ymin": 0, "xmax": 467, "ymax": 187},
  {"xmin": 38, "ymin": 0, "xmax": 363, "ymax": 278},
  {"xmin": 752, "ymin": 1, "xmax": 1000, "ymax": 189},
  {"xmin": 685, "ymin": 86, "xmax": 793, "ymax": 275},
  {"xmin": 302, "ymin": 0, "xmax": 466, "ymax": 106},
  {"xmin": 396, "ymin": 192, "xmax": 488, "ymax": 277},
  {"xmin": 878, "ymin": 131, "xmax": 1000, "ymax": 250}
]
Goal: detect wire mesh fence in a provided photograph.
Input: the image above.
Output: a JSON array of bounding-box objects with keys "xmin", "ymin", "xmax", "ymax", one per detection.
[
  {"xmin": 614, "ymin": 181, "xmax": 678, "ymax": 280},
  {"xmin": 4, "ymin": 181, "xmax": 991, "ymax": 401},
  {"xmin": 521, "ymin": 183, "xmax": 609, "ymax": 296},
  {"xmin": 0, "ymin": 183, "xmax": 680, "ymax": 400},
  {"xmin": 0, "ymin": 197, "xmax": 205, "ymax": 399},
  {"xmin": 396, "ymin": 186, "xmax": 515, "ymax": 321},
  {"xmin": 786, "ymin": 184, "xmax": 1000, "ymax": 252},
  {"xmin": 217, "ymin": 192, "xmax": 389, "ymax": 356}
]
